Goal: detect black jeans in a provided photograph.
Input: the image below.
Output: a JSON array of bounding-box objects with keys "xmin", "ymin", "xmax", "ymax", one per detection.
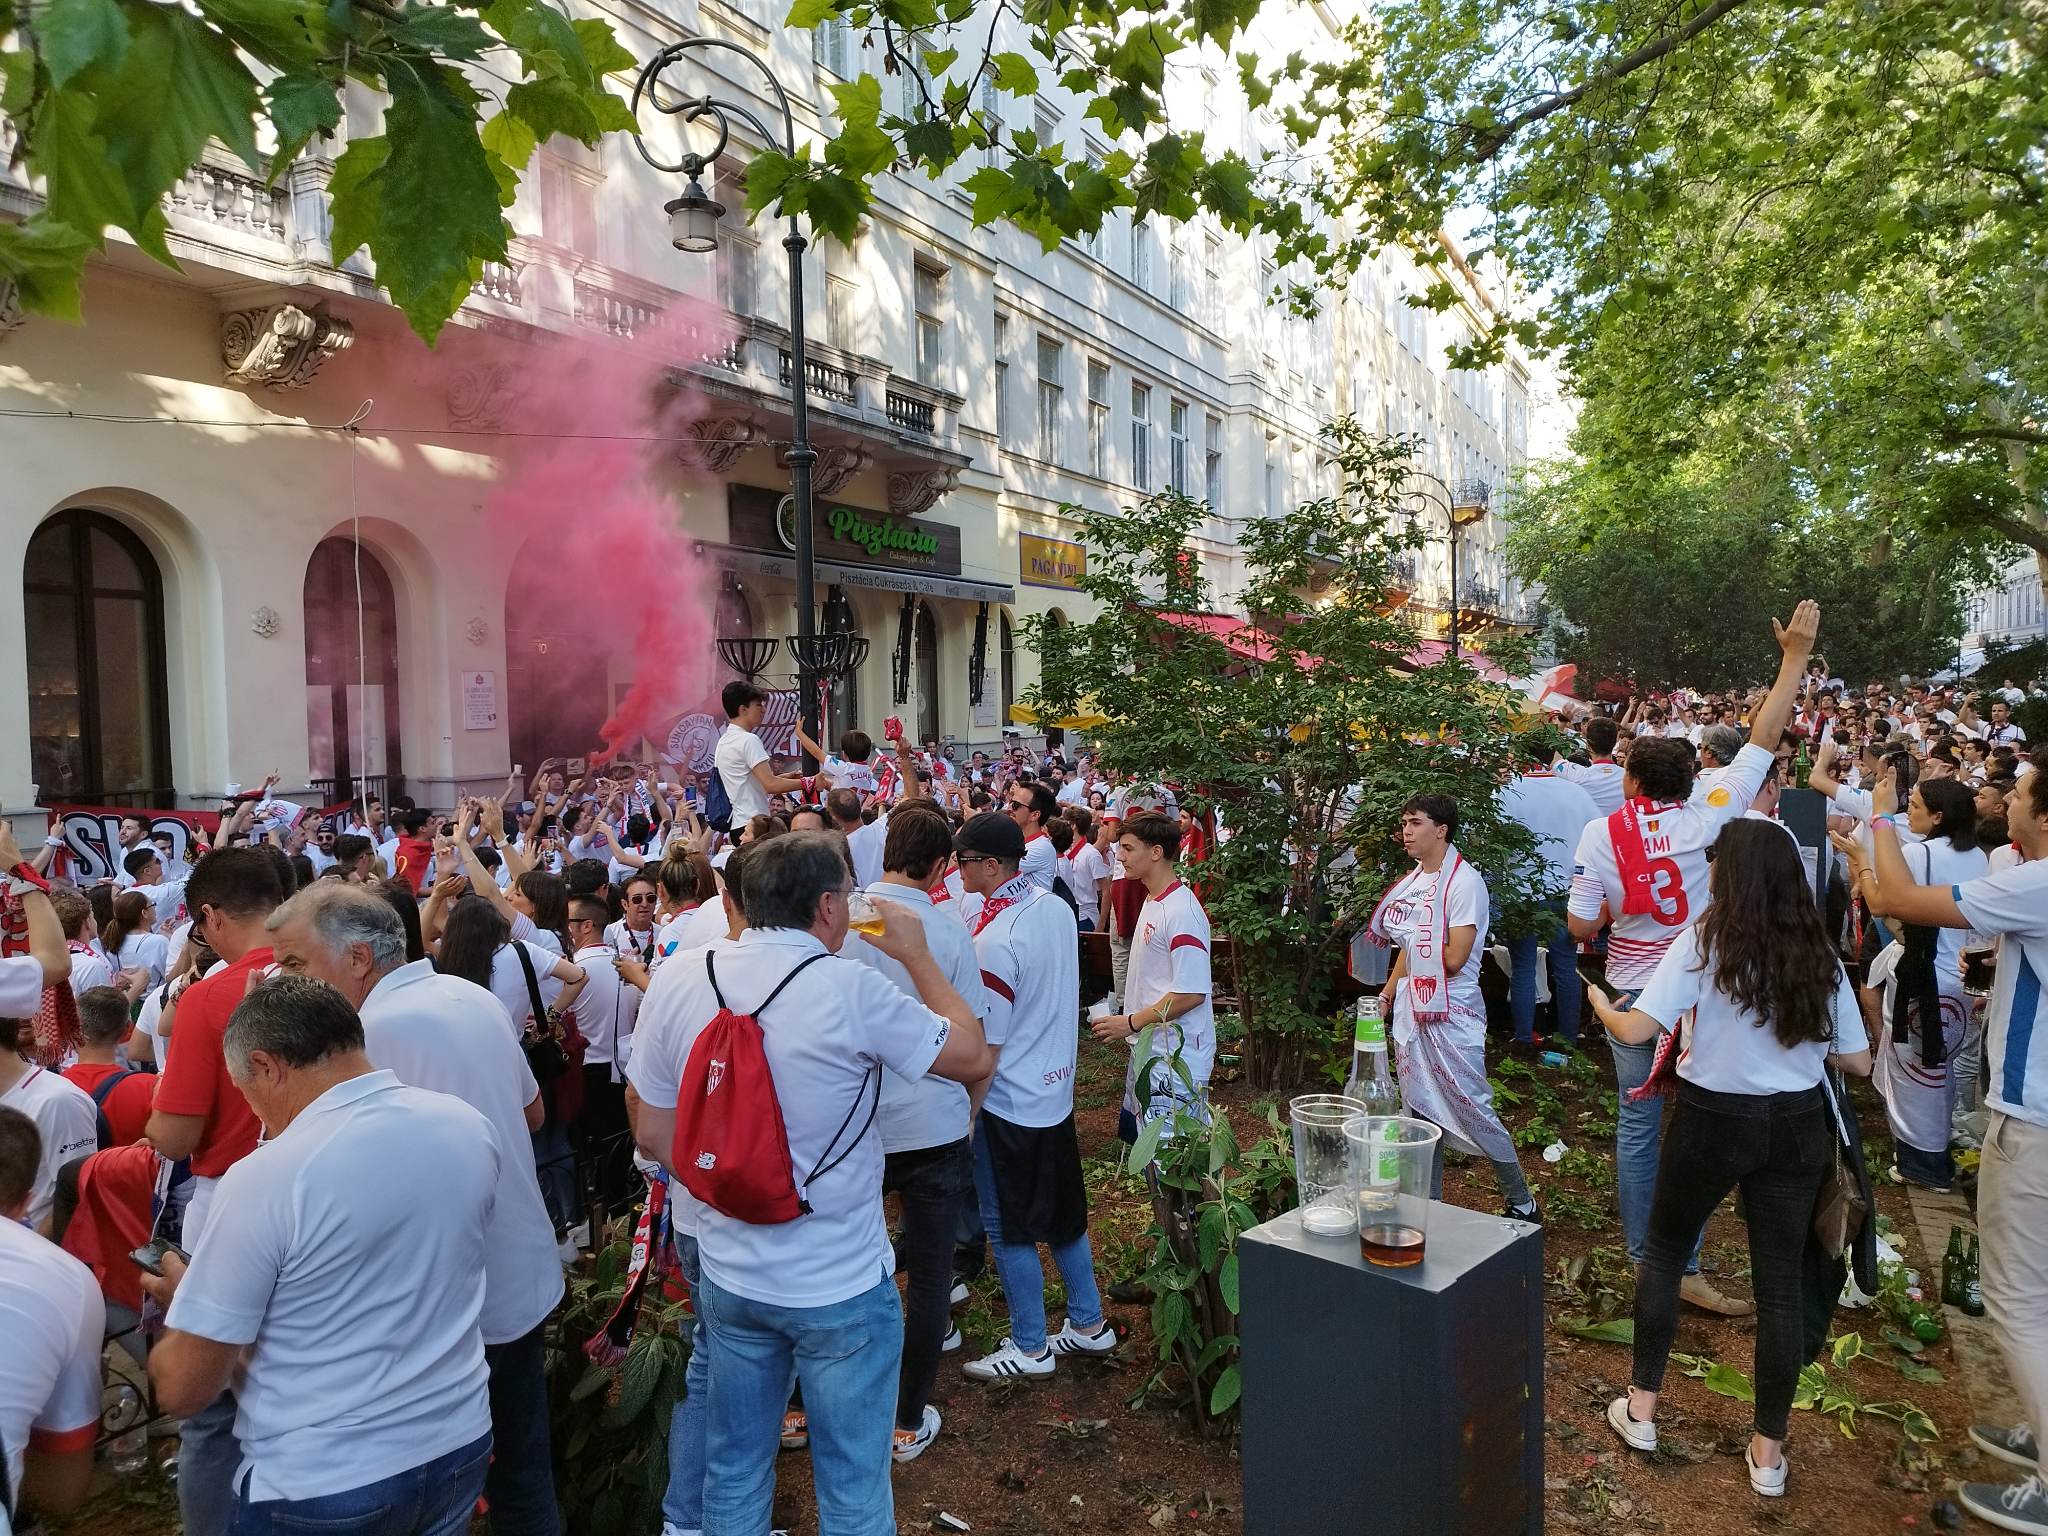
[
  {"xmin": 575, "ymin": 1065, "xmax": 634, "ymax": 1226},
  {"xmin": 484, "ymin": 1320, "xmax": 558, "ymax": 1536},
  {"xmin": 885, "ymin": 1137, "xmax": 972, "ymax": 1431},
  {"xmin": 1632, "ymin": 1081, "xmax": 1830, "ymax": 1440}
]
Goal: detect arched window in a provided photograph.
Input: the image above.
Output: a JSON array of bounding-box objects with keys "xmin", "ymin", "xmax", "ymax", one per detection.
[
  {"xmin": 24, "ymin": 510, "xmax": 173, "ymax": 804},
  {"xmin": 1000, "ymin": 611, "xmax": 1015, "ymax": 723},
  {"xmin": 507, "ymin": 538, "xmax": 611, "ymax": 777},
  {"xmin": 914, "ymin": 601, "xmax": 940, "ymax": 745},
  {"xmin": 304, "ymin": 537, "xmax": 405, "ymax": 803}
]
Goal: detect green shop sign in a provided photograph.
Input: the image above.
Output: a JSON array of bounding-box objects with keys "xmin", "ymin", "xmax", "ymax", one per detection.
[
  {"xmin": 826, "ymin": 505, "xmax": 940, "ymax": 560},
  {"xmin": 728, "ymin": 485, "xmax": 963, "ymax": 576}
]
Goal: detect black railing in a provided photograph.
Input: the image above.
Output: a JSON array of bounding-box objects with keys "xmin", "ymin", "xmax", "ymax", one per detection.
[
  {"xmin": 1451, "ymin": 479, "xmax": 1491, "ymax": 515},
  {"xmin": 309, "ymin": 775, "xmax": 398, "ymax": 810}
]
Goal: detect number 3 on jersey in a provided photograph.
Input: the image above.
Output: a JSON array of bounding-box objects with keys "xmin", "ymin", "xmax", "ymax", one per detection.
[{"xmin": 1645, "ymin": 857, "xmax": 1689, "ymax": 927}]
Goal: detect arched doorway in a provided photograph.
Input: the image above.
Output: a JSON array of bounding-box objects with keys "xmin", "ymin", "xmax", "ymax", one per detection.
[
  {"xmin": 1000, "ymin": 610, "xmax": 1015, "ymax": 724},
  {"xmin": 23, "ymin": 510, "xmax": 174, "ymax": 804},
  {"xmin": 303, "ymin": 536, "xmax": 405, "ymax": 803},
  {"xmin": 913, "ymin": 601, "xmax": 940, "ymax": 745},
  {"xmin": 506, "ymin": 539, "xmax": 614, "ymax": 778}
]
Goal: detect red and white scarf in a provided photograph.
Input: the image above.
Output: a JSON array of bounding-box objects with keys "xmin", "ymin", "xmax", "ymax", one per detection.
[
  {"xmin": 970, "ymin": 873, "xmax": 1033, "ymax": 937},
  {"xmin": 1366, "ymin": 848, "xmax": 1465, "ymax": 1025},
  {"xmin": 1609, "ymin": 798, "xmax": 1678, "ymax": 917}
]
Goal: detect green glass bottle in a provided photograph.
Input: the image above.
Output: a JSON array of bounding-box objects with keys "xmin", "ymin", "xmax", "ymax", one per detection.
[
  {"xmin": 1942, "ymin": 1226, "xmax": 1966, "ymax": 1308},
  {"xmin": 1963, "ymin": 1234, "xmax": 1985, "ymax": 1318}
]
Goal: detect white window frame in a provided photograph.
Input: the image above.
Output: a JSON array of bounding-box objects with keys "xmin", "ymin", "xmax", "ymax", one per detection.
[
  {"xmin": 914, "ymin": 260, "xmax": 947, "ymax": 385},
  {"xmin": 1087, "ymin": 360, "xmax": 1111, "ymax": 479},
  {"xmin": 1168, "ymin": 398, "xmax": 1189, "ymax": 494},
  {"xmin": 1036, "ymin": 335, "xmax": 1064, "ymax": 463},
  {"xmin": 1130, "ymin": 381, "xmax": 1152, "ymax": 489}
]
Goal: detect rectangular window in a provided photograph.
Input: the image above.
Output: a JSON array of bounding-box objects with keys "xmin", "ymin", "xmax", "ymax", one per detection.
[
  {"xmin": 826, "ymin": 276, "xmax": 856, "ymax": 352},
  {"xmin": 1036, "ymin": 335, "xmax": 1063, "ymax": 462},
  {"xmin": 900, "ymin": 53, "xmax": 930, "ymax": 121},
  {"xmin": 536, "ymin": 155, "xmax": 599, "ymax": 256},
  {"xmin": 914, "ymin": 261, "xmax": 946, "ymax": 384},
  {"xmin": 1168, "ymin": 398, "xmax": 1189, "ymax": 494},
  {"xmin": 1264, "ymin": 436, "xmax": 1280, "ymax": 518},
  {"xmin": 1170, "ymin": 238, "xmax": 1194, "ymax": 311},
  {"xmin": 1130, "ymin": 381, "xmax": 1152, "ymax": 488},
  {"xmin": 716, "ymin": 236, "xmax": 755, "ymax": 317},
  {"xmin": 994, "ymin": 312, "xmax": 1010, "ymax": 443},
  {"xmin": 814, "ymin": 16, "xmax": 852, "ymax": 77},
  {"xmin": 1205, "ymin": 412, "xmax": 1223, "ymax": 507},
  {"xmin": 1132, "ymin": 223, "xmax": 1154, "ymax": 291},
  {"xmin": 1033, "ymin": 102, "xmax": 1062, "ymax": 154},
  {"xmin": 1203, "ymin": 233, "xmax": 1222, "ymax": 327},
  {"xmin": 980, "ymin": 74, "xmax": 1002, "ymax": 172},
  {"xmin": 1087, "ymin": 360, "xmax": 1110, "ymax": 478},
  {"xmin": 1083, "ymin": 146, "xmax": 1107, "ymax": 259}
]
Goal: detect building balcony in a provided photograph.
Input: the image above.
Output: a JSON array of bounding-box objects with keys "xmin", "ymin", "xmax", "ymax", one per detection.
[{"xmin": 1450, "ymin": 479, "xmax": 1492, "ymax": 519}]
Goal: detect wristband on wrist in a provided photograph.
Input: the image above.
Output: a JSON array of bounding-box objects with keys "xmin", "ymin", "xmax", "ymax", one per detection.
[{"xmin": 1872, "ymin": 815, "xmax": 1897, "ymax": 833}]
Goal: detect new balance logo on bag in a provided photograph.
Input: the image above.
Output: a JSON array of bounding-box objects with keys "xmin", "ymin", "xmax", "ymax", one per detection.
[{"xmin": 668, "ymin": 950, "xmax": 879, "ymax": 1225}]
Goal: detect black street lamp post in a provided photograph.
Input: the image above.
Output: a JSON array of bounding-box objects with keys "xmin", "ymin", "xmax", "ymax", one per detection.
[
  {"xmin": 631, "ymin": 38, "xmax": 824, "ymax": 763},
  {"xmin": 1401, "ymin": 470, "xmax": 1489, "ymax": 660}
]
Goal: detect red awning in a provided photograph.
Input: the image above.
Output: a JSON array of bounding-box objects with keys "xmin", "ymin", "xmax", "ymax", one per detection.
[
  {"xmin": 1400, "ymin": 639, "xmax": 1512, "ymax": 683},
  {"xmin": 1156, "ymin": 611, "xmax": 1303, "ymax": 666}
]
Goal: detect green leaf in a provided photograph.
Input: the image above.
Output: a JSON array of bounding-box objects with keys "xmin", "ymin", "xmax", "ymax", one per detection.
[
  {"xmin": 990, "ymin": 50, "xmax": 1038, "ymax": 93},
  {"xmin": 961, "ymin": 164, "xmax": 1012, "ymax": 222},
  {"xmin": 827, "ymin": 73, "xmax": 883, "ymax": 129},
  {"xmin": 325, "ymin": 134, "xmax": 389, "ymax": 264},
  {"xmin": 1208, "ymin": 1363, "xmax": 1242, "ymax": 1416},
  {"xmin": 1829, "ymin": 1333, "xmax": 1864, "ymax": 1369},
  {"xmin": 0, "ymin": 216, "xmax": 95, "ymax": 321},
  {"xmin": 32, "ymin": 87, "xmax": 140, "ymax": 243},
  {"xmin": 1560, "ymin": 1315, "xmax": 1635, "ymax": 1344},
  {"xmin": 569, "ymin": 1362, "xmax": 612, "ymax": 1401},
  {"xmin": 1702, "ymin": 1362, "xmax": 1755, "ymax": 1402},
  {"xmin": 372, "ymin": 66, "xmax": 512, "ymax": 339},
  {"xmin": 826, "ymin": 117, "xmax": 895, "ymax": 177},
  {"xmin": 1894, "ymin": 1360, "xmax": 1943, "ymax": 1385},
  {"xmin": 901, "ymin": 115, "xmax": 954, "ymax": 168},
  {"xmin": 1, "ymin": 49, "xmax": 33, "ymax": 114},
  {"xmin": 266, "ymin": 70, "xmax": 343, "ymax": 172},
  {"xmin": 570, "ymin": 16, "xmax": 635, "ymax": 77},
  {"xmin": 922, "ymin": 46, "xmax": 957, "ymax": 74},
  {"xmin": 480, "ymin": 109, "xmax": 538, "ymax": 171},
  {"xmin": 741, "ymin": 149, "xmax": 802, "ymax": 217},
  {"xmin": 505, "ymin": 76, "xmax": 602, "ymax": 145},
  {"xmin": 803, "ymin": 168, "xmax": 868, "ymax": 242},
  {"xmin": 1126, "ymin": 1115, "xmax": 1166, "ymax": 1175},
  {"xmin": 393, "ymin": 4, "xmax": 498, "ymax": 57},
  {"xmin": 785, "ymin": 0, "xmax": 835, "ymax": 23},
  {"xmin": 195, "ymin": 0, "xmax": 330, "ymax": 69},
  {"xmin": 482, "ymin": 0, "xmax": 584, "ymax": 83},
  {"xmin": 1218, "ymin": 1251, "xmax": 1240, "ymax": 1314},
  {"xmin": 39, "ymin": 0, "xmax": 129, "ymax": 87}
]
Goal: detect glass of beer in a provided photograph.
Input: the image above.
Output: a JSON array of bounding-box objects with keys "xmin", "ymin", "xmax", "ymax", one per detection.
[
  {"xmin": 846, "ymin": 890, "xmax": 887, "ymax": 938},
  {"xmin": 1343, "ymin": 1115, "xmax": 1442, "ymax": 1268}
]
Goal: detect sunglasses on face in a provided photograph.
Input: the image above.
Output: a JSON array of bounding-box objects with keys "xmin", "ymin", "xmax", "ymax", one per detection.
[
  {"xmin": 956, "ymin": 853, "xmax": 1000, "ymax": 866},
  {"xmin": 626, "ymin": 893, "xmax": 657, "ymax": 905}
]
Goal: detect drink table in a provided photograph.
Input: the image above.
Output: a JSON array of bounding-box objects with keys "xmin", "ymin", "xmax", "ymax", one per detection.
[{"xmin": 1239, "ymin": 1201, "xmax": 1544, "ymax": 1535}]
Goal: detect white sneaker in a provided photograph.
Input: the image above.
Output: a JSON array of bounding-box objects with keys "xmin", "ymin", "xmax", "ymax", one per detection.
[
  {"xmin": 963, "ymin": 1337, "xmax": 1055, "ymax": 1381},
  {"xmin": 949, "ymin": 1281, "xmax": 971, "ymax": 1308},
  {"xmin": 893, "ymin": 1404, "xmax": 941, "ymax": 1463},
  {"xmin": 1606, "ymin": 1395, "xmax": 1657, "ymax": 1453},
  {"xmin": 1746, "ymin": 1445, "xmax": 1788, "ymax": 1498},
  {"xmin": 1048, "ymin": 1319, "xmax": 1117, "ymax": 1357},
  {"xmin": 557, "ymin": 1234, "xmax": 581, "ymax": 1266},
  {"xmin": 941, "ymin": 1324, "xmax": 962, "ymax": 1353}
]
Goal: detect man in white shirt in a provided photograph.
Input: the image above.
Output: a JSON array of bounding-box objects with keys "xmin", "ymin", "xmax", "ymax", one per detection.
[
  {"xmin": 828, "ymin": 788, "xmax": 889, "ymax": 891},
  {"xmin": 1568, "ymin": 600, "xmax": 1817, "ymax": 1316},
  {"xmin": 1004, "ymin": 780, "xmax": 1062, "ymax": 893},
  {"xmin": 143, "ymin": 975, "xmax": 500, "ymax": 1536},
  {"xmin": 111, "ymin": 812, "xmax": 153, "ymax": 888},
  {"xmin": 0, "ymin": 1022, "xmax": 97, "ymax": 1232},
  {"xmin": 264, "ymin": 883, "xmax": 564, "ymax": 1536},
  {"xmin": 1063, "ymin": 807, "xmax": 1107, "ymax": 932},
  {"xmin": 714, "ymin": 681, "xmax": 810, "ymax": 828},
  {"xmin": 952, "ymin": 813, "xmax": 1114, "ymax": 1383},
  {"xmin": 1498, "ymin": 739, "xmax": 1599, "ymax": 1045},
  {"xmin": 123, "ymin": 846, "xmax": 194, "ymax": 934},
  {"xmin": 1986, "ymin": 699, "xmax": 2030, "ymax": 749},
  {"xmin": 0, "ymin": 1106, "xmax": 104, "ymax": 1520},
  {"xmin": 566, "ymin": 893, "xmax": 637, "ymax": 1227},
  {"xmin": 50, "ymin": 884, "xmax": 116, "ymax": 1001},
  {"xmin": 628, "ymin": 832, "xmax": 992, "ymax": 1536},
  {"xmin": 1555, "ymin": 715, "xmax": 1626, "ymax": 816},
  {"xmin": 845, "ymin": 804, "xmax": 989, "ymax": 1461}
]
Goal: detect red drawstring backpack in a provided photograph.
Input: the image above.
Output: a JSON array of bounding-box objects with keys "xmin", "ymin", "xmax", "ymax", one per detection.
[{"xmin": 670, "ymin": 951, "xmax": 879, "ymax": 1224}]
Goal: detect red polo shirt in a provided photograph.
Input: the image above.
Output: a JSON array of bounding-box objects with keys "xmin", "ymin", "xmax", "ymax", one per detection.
[
  {"xmin": 61, "ymin": 1063, "xmax": 155, "ymax": 1146},
  {"xmin": 151, "ymin": 947, "xmax": 275, "ymax": 1177}
]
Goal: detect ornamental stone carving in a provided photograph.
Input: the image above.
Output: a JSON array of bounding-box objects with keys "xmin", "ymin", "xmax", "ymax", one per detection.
[
  {"xmin": 782, "ymin": 443, "xmax": 871, "ymax": 498},
  {"xmin": 447, "ymin": 363, "xmax": 522, "ymax": 432},
  {"xmin": 0, "ymin": 280, "xmax": 22, "ymax": 340},
  {"xmin": 887, "ymin": 466, "xmax": 957, "ymax": 518},
  {"xmin": 221, "ymin": 304, "xmax": 354, "ymax": 390},
  {"xmin": 674, "ymin": 415, "xmax": 761, "ymax": 475},
  {"xmin": 251, "ymin": 605, "xmax": 281, "ymax": 639},
  {"xmin": 465, "ymin": 617, "xmax": 490, "ymax": 647}
]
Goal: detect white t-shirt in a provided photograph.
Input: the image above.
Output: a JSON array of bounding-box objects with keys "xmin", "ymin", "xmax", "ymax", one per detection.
[
  {"xmin": 846, "ymin": 814, "xmax": 889, "ymax": 891},
  {"xmin": 1499, "ymin": 771, "xmax": 1599, "ymax": 890},
  {"xmin": 1568, "ymin": 742, "xmax": 1773, "ymax": 988},
  {"xmin": 166, "ymin": 1072, "xmax": 497, "ymax": 1501},
  {"xmin": 1634, "ymin": 926, "xmax": 1868, "ymax": 1095},
  {"xmin": 116, "ymin": 931, "xmax": 172, "ymax": 990},
  {"xmin": 1889, "ymin": 837, "xmax": 1990, "ymax": 985},
  {"xmin": 1555, "ymin": 758, "xmax": 1625, "ymax": 817},
  {"xmin": 823, "ymin": 754, "xmax": 879, "ymax": 796},
  {"xmin": 0, "ymin": 953, "xmax": 46, "ymax": 1017},
  {"xmin": 1954, "ymin": 860, "xmax": 2048, "ymax": 1129},
  {"xmin": 0, "ymin": 1216, "xmax": 105, "ymax": 1498},
  {"xmin": 1122, "ymin": 880, "xmax": 1217, "ymax": 1121},
  {"xmin": 572, "ymin": 944, "xmax": 635, "ymax": 1071},
  {"xmin": 1066, "ymin": 842, "xmax": 1106, "ymax": 916},
  {"xmin": 68, "ymin": 944, "xmax": 113, "ymax": 998},
  {"xmin": 0, "ymin": 1066, "xmax": 97, "ymax": 1230},
  {"xmin": 626, "ymin": 928, "xmax": 951, "ymax": 1307},
  {"xmin": 715, "ymin": 723, "xmax": 774, "ymax": 823},
  {"xmin": 358, "ymin": 962, "xmax": 562, "ymax": 1345},
  {"xmin": 131, "ymin": 878, "xmax": 191, "ymax": 933},
  {"xmin": 973, "ymin": 881, "xmax": 1083, "ymax": 1128},
  {"xmin": 607, "ymin": 918, "xmax": 659, "ymax": 969},
  {"xmin": 1379, "ymin": 856, "xmax": 1491, "ymax": 1022},
  {"xmin": 849, "ymin": 882, "xmax": 988, "ymax": 1153},
  {"xmin": 1020, "ymin": 832, "xmax": 1059, "ymax": 894},
  {"xmin": 485, "ymin": 940, "xmax": 565, "ymax": 1035}
]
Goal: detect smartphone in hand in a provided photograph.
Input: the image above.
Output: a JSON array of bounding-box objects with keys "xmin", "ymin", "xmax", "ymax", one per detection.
[{"xmin": 131, "ymin": 1237, "xmax": 191, "ymax": 1276}]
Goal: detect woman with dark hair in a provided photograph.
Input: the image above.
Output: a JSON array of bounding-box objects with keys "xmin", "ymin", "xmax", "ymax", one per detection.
[
  {"xmin": 103, "ymin": 889, "xmax": 169, "ymax": 988},
  {"xmin": 375, "ymin": 877, "xmax": 428, "ymax": 964},
  {"xmin": 1832, "ymin": 772, "xmax": 1986, "ymax": 1190},
  {"xmin": 1592, "ymin": 818, "xmax": 1871, "ymax": 1497},
  {"xmin": 1367, "ymin": 793, "xmax": 1538, "ymax": 1220},
  {"xmin": 511, "ymin": 868, "xmax": 570, "ymax": 953}
]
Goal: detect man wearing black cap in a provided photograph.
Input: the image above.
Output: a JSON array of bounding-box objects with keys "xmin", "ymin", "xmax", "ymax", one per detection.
[{"xmin": 951, "ymin": 813, "xmax": 1113, "ymax": 1381}]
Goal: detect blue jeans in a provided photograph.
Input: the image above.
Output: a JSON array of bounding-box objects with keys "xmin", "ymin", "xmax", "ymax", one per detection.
[
  {"xmin": 484, "ymin": 1322, "xmax": 557, "ymax": 1536},
  {"xmin": 179, "ymin": 1388, "xmax": 241, "ymax": 1536},
  {"xmin": 696, "ymin": 1272, "xmax": 901, "ymax": 1536},
  {"xmin": 229, "ymin": 1431, "xmax": 491, "ymax": 1536},
  {"xmin": 1610, "ymin": 1036, "xmax": 1702, "ymax": 1274},
  {"xmin": 662, "ymin": 1234, "xmax": 712, "ymax": 1533},
  {"xmin": 971, "ymin": 1121, "xmax": 1106, "ymax": 1356},
  {"xmin": 1509, "ymin": 899, "xmax": 1580, "ymax": 1043},
  {"xmin": 533, "ymin": 1114, "xmax": 578, "ymax": 1235}
]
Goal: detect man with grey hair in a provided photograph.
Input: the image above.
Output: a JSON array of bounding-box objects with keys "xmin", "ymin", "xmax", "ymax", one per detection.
[
  {"xmin": 141, "ymin": 975, "xmax": 501, "ymax": 1536},
  {"xmin": 265, "ymin": 882, "xmax": 563, "ymax": 1536},
  {"xmin": 630, "ymin": 831, "xmax": 995, "ymax": 1536},
  {"xmin": 1696, "ymin": 723, "xmax": 1748, "ymax": 790}
]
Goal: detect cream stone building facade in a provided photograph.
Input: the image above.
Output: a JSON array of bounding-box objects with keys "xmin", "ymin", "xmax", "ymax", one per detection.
[{"xmin": 0, "ymin": 0, "xmax": 1545, "ymax": 825}]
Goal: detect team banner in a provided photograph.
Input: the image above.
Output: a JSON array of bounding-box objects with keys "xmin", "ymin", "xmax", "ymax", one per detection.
[{"xmin": 43, "ymin": 805, "xmax": 223, "ymax": 883}]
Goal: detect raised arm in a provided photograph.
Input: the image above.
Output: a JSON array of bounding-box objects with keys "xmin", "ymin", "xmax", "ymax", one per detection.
[
  {"xmin": 0, "ymin": 825, "xmax": 68, "ymax": 985},
  {"xmin": 1748, "ymin": 600, "xmax": 1820, "ymax": 752},
  {"xmin": 1807, "ymin": 737, "xmax": 1846, "ymax": 800}
]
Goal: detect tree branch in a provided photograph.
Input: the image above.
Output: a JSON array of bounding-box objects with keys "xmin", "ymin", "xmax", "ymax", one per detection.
[
  {"xmin": 1464, "ymin": 0, "xmax": 1754, "ymax": 161},
  {"xmin": 1944, "ymin": 425, "xmax": 2048, "ymax": 448}
]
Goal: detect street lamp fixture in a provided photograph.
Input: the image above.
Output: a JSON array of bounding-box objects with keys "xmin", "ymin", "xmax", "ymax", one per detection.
[{"xmin": 631, "ymin": 37, "xmax": 825, "ymax": 766}]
